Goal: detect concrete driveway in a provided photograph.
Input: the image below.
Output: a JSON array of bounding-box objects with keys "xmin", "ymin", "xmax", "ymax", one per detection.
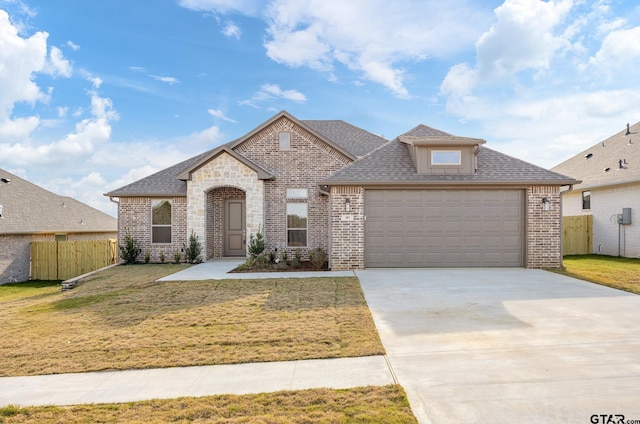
[{"xmin": 356, "ymin": 268, "xmax": 640, "ymax": 424}]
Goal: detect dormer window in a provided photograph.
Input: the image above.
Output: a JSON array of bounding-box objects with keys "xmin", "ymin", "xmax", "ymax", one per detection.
[{"xmin": 431, "ymin": 150, "xmax": 461, "ymax": 165}]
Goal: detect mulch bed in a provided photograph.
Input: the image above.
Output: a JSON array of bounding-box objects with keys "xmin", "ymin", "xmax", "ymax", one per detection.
[{"xmin": 229, "ymin": 261, "xmax": 329, "ymax": 273}]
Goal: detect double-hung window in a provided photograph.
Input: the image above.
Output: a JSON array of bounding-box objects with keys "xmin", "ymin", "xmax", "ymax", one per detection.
[
  {"xmin": 152, "ymin": 199, "xmax": 172, "ymax": 243},
  {"xmin": 286, "ymin": 188, "xmax": 307, "ymax": 247}
]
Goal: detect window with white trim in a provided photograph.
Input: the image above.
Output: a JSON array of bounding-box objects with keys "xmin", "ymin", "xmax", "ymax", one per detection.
[
  {"xmin": 431, "ymin": 150, "xmax": 461, "ymax": 165},
  {"xmin": 152, "ymin": 199, "xmax": 172, "ymax": 243},
  {"xmin": 286, "ymin": 202, "xmax": 307, "ymax": 247}
]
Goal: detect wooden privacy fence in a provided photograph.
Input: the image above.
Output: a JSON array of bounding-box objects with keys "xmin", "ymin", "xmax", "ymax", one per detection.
[
  {"xmin": 562, "ymin": 215, "xmax": 593, "ymax": 255},
  {"xmin": 31, "ymin": 239, "xmax": 118, "ymax": 280}
]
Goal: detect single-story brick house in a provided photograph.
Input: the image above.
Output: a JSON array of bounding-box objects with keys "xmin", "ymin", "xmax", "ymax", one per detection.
[
  {"xmin": 552, "ymin": 121, "xmax": 639, "ymax": 257},
  {"xmin": 105, "ymin": 111, "xmax": 578, "ymax": 269},
  {"xmin": 0, "ymin": 168, "xmax": 117, "ymax": 284}
]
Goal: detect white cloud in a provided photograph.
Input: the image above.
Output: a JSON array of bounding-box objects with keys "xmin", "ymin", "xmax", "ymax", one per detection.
[
  {"xmin": 222, "ymin": 21, "xmax": 241, "ymax": 39},
  {"xmin": 208, "ymin": 108, "xmax": 237, "ymax": 122},
  {"xmin": 442, "ymin": 0, "xmax": 574, "ymax": 97},
  {"xmin": 178, "ymin": 0, "xmax": 262, "ymax": 16},
  {"xmin": 0, "ymin": 9, "xmax": 48, "ymax": 119},
  {"xmin": 589, "ymin": 26, "xmax": 640, "ymax": 71},
  {"xmin": 238, "ymin": 83, "xmax": 307, "ymax": 108},
  {"xmin": 179, "ymin": 0, "xmax": 491, "ymax": 98},
  {"xmin": 149, "ymin": 75, "xmax": 180, "ymax": 84},
  {"xmin": 44, "ymin": 46, "xmax": 72, "ymax": 77},
  {"xmin": 260, "ymin": 83, "xmax": 306, "ymax": 102},
  {"xmin": 66, "ymin": 40, "xmax": 80, "ymax": 50},
  {"xmin": 187, "ymin": 125, "xmax": 224, "ymax": 145}
]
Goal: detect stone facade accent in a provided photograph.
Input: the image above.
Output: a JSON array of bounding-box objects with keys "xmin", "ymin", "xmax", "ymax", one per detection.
[
  {"xmin": 187, "ymin": 153, "xmax": 264, "ymax": 259},
  {"xmin": 0, "ymin": 232, "xmax": 117, "ymax": 284},
  {"xmin": 207, "ymin": 186, "xmax": 245, "ymax": 259},
  {"xmin": 526, "ymin": 186, "xmax": 562, "ymax": 268},
  {"xmin": 236, "ymin": 116, "xmax": 351, "ymax": 258},
  {"xmin": 118, "ymin": 197, "xmax": 187, "ymax": 262},
  {"xmin": 329, "ymin": 186, "xmax": 365, "ymax": 270}
]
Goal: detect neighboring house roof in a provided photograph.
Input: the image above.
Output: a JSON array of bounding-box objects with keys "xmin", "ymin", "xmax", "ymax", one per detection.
[
  {"xmin": 551, "ymin": 121, "xmax": 640, "ymax": 190},
  {"xmin": 0, "ymin": 168, "xmax": 117, "ymax": 235},
  {"xmin": 320, "ymin": 139, "xmax": 579, "ymax": 186},
  {"xmin": 106, "ymin": 110, "xmax": 388, "ymax": 197}
]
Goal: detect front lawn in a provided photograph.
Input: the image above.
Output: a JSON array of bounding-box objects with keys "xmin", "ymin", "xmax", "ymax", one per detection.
[
  {"xmin": 551, "ymin": 255, "xmax": 640, "ymax": 294},
  {"xmin": 0, "ymin": 385, "xmax": 417, "ymax": 424},
  {"xmin": 0, "ymin": 264, "xmax": 384, "ymax": 377}
]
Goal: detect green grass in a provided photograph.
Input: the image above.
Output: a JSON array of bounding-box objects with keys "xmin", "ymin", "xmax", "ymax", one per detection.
[
  {"xmin": 0, "ymin": 281, "xmax": 61, "ymax": 303},
  {"xmin": 551, "ymin": 255, "xmax": 640, "ymax": 294},
  {"xmin": 0, "ymin": 385, "xmax": 417, "ymax": 424},
  {"xmin": 0, "ymin": 264, "xmax": 384, "ymax": 377}
]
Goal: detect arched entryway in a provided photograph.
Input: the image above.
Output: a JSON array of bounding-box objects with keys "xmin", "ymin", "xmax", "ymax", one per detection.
[{"xmin": 205, "ymin": 186, "xmax": 246, "ymax": 259}]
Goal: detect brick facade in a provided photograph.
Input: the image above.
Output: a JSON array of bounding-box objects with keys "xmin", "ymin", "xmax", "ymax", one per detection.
[
  {"xmin": 0, "ymin": 232, "xmax": 117, "ymax": 284},
  {"xmin": 526, "ymin": 186, "xmax": 562, "ymax": 268},
  {"xmin": 329, "ymin": 186, "xmax": 365, "ymax": 269},
  {"xmin": 118, "ymin": 197, "xmax": 187, "ymax": 262},
  {"xmin": 235, "ymin": 116, "xmax": 351, "ymax": 258}
]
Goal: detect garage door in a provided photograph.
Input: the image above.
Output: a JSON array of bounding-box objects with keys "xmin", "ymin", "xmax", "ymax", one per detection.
[{"xmin": 365, "ymin": 190, "xmax": 524, "ymax": 267}]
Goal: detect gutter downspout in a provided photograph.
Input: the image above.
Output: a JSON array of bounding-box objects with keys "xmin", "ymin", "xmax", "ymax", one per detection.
[{"xmin": 559, "ymin": 185, "xmax": 574, "ymax": 266}]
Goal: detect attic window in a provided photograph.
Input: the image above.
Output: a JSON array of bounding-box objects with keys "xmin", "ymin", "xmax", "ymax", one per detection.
[
  {"xmin": 431, "ymin": 150, "xmax": 461, "ymax": 165},
  {"xmin": 585, "ymin": 153, "xmax": 593, "ymax": 159},
  {"xmin": 279, "ymin": 132, "xmax": 291, "ymax": 150}
]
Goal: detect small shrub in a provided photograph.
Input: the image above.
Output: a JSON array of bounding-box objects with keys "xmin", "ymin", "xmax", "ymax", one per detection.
[
  {"xmin": 248, "ymin": 231, "xmax": 265, "ymax": 258},
  {"xmin": 185, "ymin": 231, "xmax": 202, "ymax": 264},
  {"xmin": 236, "ymin": 255, "xmax": 270, "ymax": 271},
  {"xmin": 119, "ymin": 230, "xmax": 141, "ymax": 265},
  {"xmin": 282, "ymin": 250, "xmax": 288, "ymax": 264},
  {"xmin": 292, "ymin": 249, "xmax": 302, "ymax": 268},
  {"xmin": 159, "ymin": 251, "xmax": 165, "ymax": 263},
  {"xmin": 269, "ymin": 250, "xmax": 276, "ymax": 263},
  {"xmin": 174, "ymin": 250, "xmax": 181, "ymax": 264},
  {"xmin": 309, "ymin": 247, "xmax": 328, "ymax": 270},
  {"xmin": 144, "ymin": 251, "xmax": 151, "ymax": 264}
]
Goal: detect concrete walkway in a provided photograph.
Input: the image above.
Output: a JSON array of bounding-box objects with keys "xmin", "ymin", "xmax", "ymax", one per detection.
[
  {"xmin": 157, "ymin": 258, "xmax": 356, "ymax": 281},
  {"xmin": 357, "ymin": 268, "xmax": 640, "ymax": 424},
  {"xmin": 0, "ymin": 356, "xmax": 395, "ymax": 407}
]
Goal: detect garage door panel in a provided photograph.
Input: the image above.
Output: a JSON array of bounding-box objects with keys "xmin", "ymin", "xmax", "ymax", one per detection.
[{"xmin": 365, "ymin": 190, "xmax": 523, "ymax": 268}]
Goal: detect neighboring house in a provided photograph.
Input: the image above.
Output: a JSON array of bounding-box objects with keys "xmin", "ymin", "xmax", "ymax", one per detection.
[
  {"xmin": 552, "ymin": 121, "xmax": 640, "ymax": 258},
  {"xmin": 0, "ymin": 169, "xmax": 117, "ymax": 284},
  {"xmin": 105, "ymin": 111, "xmax": 577, "ymax": 270}
]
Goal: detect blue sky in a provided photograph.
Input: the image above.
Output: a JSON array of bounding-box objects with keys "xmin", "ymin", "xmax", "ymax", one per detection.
[{"xmin": 1, "ymin": 0, "xmax": 639, "ymax": 216}]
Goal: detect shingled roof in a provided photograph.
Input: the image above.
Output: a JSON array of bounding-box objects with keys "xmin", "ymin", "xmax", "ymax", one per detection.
[
  {"xmin": 303, "ymin": 120, "xmax": 387, "ymax": 157},
  {"xmin": 319, "ymin": 139, "xmax": 579, "ymax": 186},
  {"xmin": 0, "ymin": 169, "xmax": 116, "ymax": 235},
  {"xmin": 552, "ymin": 121, "xmax": 640, "ymax": 190},
  {"xmin": 106, "ymin": 113, "xmax": 388, "ymax": 197}
]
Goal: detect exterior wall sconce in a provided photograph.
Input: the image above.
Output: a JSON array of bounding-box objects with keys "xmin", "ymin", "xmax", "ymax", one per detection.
[
  {"xmin": 542, "ymin": 197, "xmax": 550, "ymax": 211},
  {"xmin": 345, "ymin": 198, "xmax": 351, "ymax": 212}
]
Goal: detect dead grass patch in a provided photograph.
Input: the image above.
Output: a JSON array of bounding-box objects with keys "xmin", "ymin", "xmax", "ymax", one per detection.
[
  {"xmin": 0, "ymin": 264, "xmax": 384, "ymax": 377},
  {"xmin": 0, "ymin": 385, "xmax": 416, "ymax": 423}
]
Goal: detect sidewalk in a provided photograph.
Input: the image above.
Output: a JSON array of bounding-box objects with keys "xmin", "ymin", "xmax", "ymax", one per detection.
[{"xmin": 0, "ymin": 356, "xmax": 395, "ymax": 407}]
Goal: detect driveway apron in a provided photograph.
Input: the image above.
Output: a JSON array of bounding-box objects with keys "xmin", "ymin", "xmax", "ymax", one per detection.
[{"xmin": 356, "ymin": 268, "xmax": 640, "ymax": 424}]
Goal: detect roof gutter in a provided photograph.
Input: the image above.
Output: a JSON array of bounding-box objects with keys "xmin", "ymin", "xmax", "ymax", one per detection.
[
  {"xmin": 317, "ymin": 184, "xmax": 330, "ymax": 196},
  {"xmin": 317, "ymin": 179, "xmax": 581, "ymax": 188}
]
